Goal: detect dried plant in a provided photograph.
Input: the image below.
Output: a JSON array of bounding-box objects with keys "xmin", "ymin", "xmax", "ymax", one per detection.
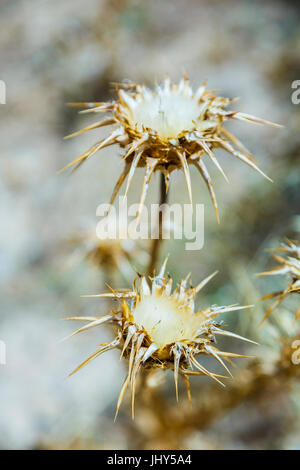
[
  {"xmin": 65, "ymin": 258, "xmax": 253, "ymax": 418},
  {"xmin": 257, "ymin": 239, "xmax": 300, "ymax": 324},
  {"xmin": 68, "ymin": 223, "xmax": 148, "ymax": 282},
  {"xmin": 61, "ymin": 77, "xmax": 280, "ymax": 223}
]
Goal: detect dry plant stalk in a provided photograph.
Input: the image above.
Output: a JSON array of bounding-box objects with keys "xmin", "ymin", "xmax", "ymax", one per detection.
[
  {"xmin": 65, "ymin": 258, "xmax": 254, "ymax": 418},
  {"xmin": 258, "ymin": 239, "xmax": 300, "ymax": 324},
  {"xmin": 61, "ymin": 77, "xmax": 280, "ymax": 223}
]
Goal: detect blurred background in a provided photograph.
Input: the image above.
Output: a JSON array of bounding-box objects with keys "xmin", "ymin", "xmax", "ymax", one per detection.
[{"xmin": 0, "ymin": 0, "xmax": 299, "ymax": 450}]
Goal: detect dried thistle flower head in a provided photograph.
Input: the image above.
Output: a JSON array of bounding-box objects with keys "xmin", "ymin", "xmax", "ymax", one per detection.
[
  {"xmin": 257, "ymin": 239, "xmax": 300, "ymax": 324},
  {"xmin": 65, "ymin": 258, "xmax": 253, "ymax": 418},
  {"xmin": 62, "ymin": 76, "xmax": 280, "ymax": 222}
]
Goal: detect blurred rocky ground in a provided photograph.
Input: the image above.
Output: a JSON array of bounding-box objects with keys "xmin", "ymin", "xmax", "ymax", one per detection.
[{"xmin": 0, "ymin": 0, "xmax": 299, "ymax": 449}]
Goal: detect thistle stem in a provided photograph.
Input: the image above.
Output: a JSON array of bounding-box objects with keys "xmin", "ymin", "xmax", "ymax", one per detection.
[{"xmin": 147, "ymin": 172, "xmax": 168, "ymax": 277}]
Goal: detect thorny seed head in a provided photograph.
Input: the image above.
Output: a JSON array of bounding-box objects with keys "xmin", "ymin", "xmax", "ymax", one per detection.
[
  {"xmin": 61, "ymin": 76, "xmax": 281, "ymax": 223},
  {"xmin": 257, "ymin": 238, "xmax": 300, "ymax": 324},
  {"xmin": 65, "ymin": 258, "xmax": 254, "ymax": 418}
]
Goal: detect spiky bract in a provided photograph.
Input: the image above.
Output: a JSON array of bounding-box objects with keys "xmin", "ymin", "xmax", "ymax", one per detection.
[
  {"xmin": 62, "ymin": 77, "xmax": 280, "ymax": 222},
  {"xmin": 258, "ymin": 239, "xmax": 300, "ymax": 323},
  {"xmin": 65, "ymin": 259, "xmax": 253, "ymax": 418}
]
